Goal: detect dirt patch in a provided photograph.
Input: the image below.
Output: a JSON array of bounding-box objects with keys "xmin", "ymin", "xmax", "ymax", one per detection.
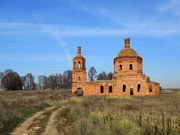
[
  {"xmin": 11, "ymin": 106, "xmax": 72, "ymax": 135},
  {"xmin": 11, "ymin": 106, "xmax": 55, "ymax": 135},
  {"xmin": 43, "ymin": 106, "xmax": 65, "ymax": 135}
]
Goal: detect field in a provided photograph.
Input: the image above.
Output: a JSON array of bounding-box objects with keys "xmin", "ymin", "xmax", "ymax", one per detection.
[{"xmin": 0, "ymin": 89, "xmax": 179, "ymax": 135}]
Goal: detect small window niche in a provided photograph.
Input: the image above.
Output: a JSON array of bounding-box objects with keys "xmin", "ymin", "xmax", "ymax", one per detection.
[
  {"xmin": 100, "ymin": 86, "xmax": 104, "ymax": 93},
  {"xmin": 129, "ymin": 64, "xmax": 133, "ymax": 70},
  {"xmin": 123, "ymin": 85, "xmax": 126, "ymax": 92},
  {"xmin": 109, "ymin": 86, "xmax": 112, "ymax": 93},
  {"xmin": 120, "ymin": 64, "xmax": 122, "ymax": 70}
]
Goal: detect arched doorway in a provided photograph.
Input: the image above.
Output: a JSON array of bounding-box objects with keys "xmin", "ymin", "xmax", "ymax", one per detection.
[
  {"xmin": 75, "ymin": 88, "xmax": 83, "ymax": 96},
  {"xmin": 130, "ymin": 88, "xmax": 134, "ymax": 95}
]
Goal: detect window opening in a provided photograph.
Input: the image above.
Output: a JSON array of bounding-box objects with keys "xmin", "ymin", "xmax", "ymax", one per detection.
[
  {"xmin": 130, "ymin": 64, "xmax": 133, "ymax": 70},
  {"xmin": 123, "ymin": 85, "xmax": 126, "ymax": 92},
  {"xmin": 130, "ymin": 88, "xmax": 134, "ymax": 95},
  {"xmin": 149, "ymin": 86, "xmax": 152, "ymax": 92},
  {"xmin": 109, "ymin": 86, "xmax": 112, "ymax": 93},
  {"xmin": 137, "ymin": 84, "xmax": 141, "ymax": 92},
  {"xmin": 100, "ymin": 86, "xmax": 104, "ymax": 93},
  {"xmin": 120, "ymin": 64, "xmax": 122, "ymax": 70},
  {"xmin": 78, "ymin": 61, "xmax": 81, "ymax": 69}
]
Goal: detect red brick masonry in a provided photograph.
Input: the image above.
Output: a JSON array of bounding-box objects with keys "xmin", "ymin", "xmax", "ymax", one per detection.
[{"xmin": 72, "ymin": 38, "xmax": 160, "ymax": 96}]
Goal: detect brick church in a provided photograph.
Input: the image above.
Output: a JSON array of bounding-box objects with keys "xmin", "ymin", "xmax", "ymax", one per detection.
[{"xmin": 72, "ymin": 38, "xmax": 160, "ymax": 96}]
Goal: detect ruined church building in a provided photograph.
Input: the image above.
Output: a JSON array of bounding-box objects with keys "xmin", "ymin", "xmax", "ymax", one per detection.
[{"xmin": 72, "ymin": 38, "xmax": 160, "ymax": 96}]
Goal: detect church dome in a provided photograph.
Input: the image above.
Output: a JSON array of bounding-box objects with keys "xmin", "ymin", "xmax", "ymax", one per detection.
[
  {"xmin": 116, "ymin": 38, "xmax": 139, "ymax": 57},
  {"xmin": 118, "ymin": 48, "xmax": 138, "ymax": 57}
]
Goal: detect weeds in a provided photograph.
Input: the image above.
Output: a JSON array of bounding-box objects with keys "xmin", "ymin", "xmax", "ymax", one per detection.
[
  {"xmin": 0, "ymin": 89, "xmax": 179, "ymax": 135},
  {"xmin": 63, "ymin": 90, "xmax": 180, "ymax": 135},
  {"xmin": 0, "ymin": 90, "xmax": 71, "ymax": 135}
]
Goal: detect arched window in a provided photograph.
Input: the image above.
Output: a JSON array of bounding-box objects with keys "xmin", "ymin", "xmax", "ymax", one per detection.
[
  {"xmin": 120, "ymin": 64, "xmax": 122, "ymax": 70},
  {"xmin": 137, "ymin": 84, "xmax": 141, "ymax": 92},
  {"xmin": 149, "ymin": 86, "xmax": 152, "ymax": 92},
  {"xmin": 123, "ymin": 85, "xmax": 126, "ymax": 92},
  {"xmin": 109, "ymin": 86, "xmax": 112, "ymax": 93},
  {"xmin": 129, "ymin": 64, "xmax": 133, "ymax": 70},
  {"xmin": 78, "ymin": 61, "xmax": 81, "ymax": 69},
  {"xmin": 100, "ymin": 86, "xmax": 104, "ymax": 93}
]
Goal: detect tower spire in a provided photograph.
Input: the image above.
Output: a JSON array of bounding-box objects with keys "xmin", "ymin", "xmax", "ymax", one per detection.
[
  {"xmin": 77, "ymin": 46, "xmax": 81, "ymax": 54},
  {"xmin": 124, "ymin": 38, "xmax": 130, "ymax": 48}
]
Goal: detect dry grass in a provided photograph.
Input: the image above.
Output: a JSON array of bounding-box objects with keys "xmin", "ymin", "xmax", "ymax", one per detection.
[
  {"xmin": 27, "ymin": 107, "xmax": 57, "ymax": 134},
  {"xmin": 0, "ymin": 90, "xmax": 71, "ymax": 135},
  {"xmin": 0, "ymin": 89, "xmax": 179, "ymax": 135},
  {"xmin": 62, "ymin": 89, "xmax": 180, "ymax": 135}
]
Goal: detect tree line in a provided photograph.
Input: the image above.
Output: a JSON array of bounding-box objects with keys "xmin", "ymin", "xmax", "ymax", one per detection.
[
  {"xmin": 0, "ymin": 67, "xmax": 113, "ymax": 91},
  {"xmin": 0, "ymin": 69, "xmax": 72, "ymax": 91}
]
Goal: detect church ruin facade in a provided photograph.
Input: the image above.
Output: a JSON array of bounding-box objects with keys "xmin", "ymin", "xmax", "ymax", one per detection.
[{"xmin": 72, "ymin": 38, "xmax": 160, "ymax": 96}]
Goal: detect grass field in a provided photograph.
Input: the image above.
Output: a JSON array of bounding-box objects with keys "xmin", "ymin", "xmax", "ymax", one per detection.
[
  {"xmin": 0, "ymin": 90, "xmax": 71, "ymax": 135},
  {"xmin": 0, "ymin": 89, "xmax": 179, "ymax": 135}
]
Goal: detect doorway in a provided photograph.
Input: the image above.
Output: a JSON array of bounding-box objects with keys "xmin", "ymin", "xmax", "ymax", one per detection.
[
  {"xmin": 130, "ymin": 88, "xmax": 134, "ymax": 95},
  {"xmin": 76, "ymin": 88, "xmax": 83, "ymax": 96}
]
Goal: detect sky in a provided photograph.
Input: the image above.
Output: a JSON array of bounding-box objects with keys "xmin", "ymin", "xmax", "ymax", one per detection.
[{"xmin": 0, "ymin": 0, "xmax": 180, "ymax": 88}]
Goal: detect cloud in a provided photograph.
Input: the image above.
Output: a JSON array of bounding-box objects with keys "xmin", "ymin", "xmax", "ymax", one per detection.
[
  {"xmin": 0, "ymin": 22, "xmax": 43, "ymax": 34},
  {"xmin": 72, "ymin": 2, "xmax": 180, "ymax": 36},
  {"xmin": 157, "ymin": 0, "xmax": 180, "ymax": 16},
  {"xmin": 0, "ymin": 53, "xmax": 67, "ymax": 62},
  {"xmin": 157, "ymin": 44, "xmax": 180, "ymax": 52},
  {"xmin": 0, "ymin": 14, "xmax": 180, "ymax": 38},
  {"xmin": 41, "ymin": 24, "xmax": 72, "ymax": 67},
  {"xmin": 58, "ymin": 40, "xmax": 72, "ymax": 67}
]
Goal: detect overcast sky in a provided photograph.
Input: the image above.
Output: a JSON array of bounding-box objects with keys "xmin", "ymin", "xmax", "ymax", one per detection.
[{"xmin": 0, "ymin": 0, "xmax": 180, "ymax": 88}]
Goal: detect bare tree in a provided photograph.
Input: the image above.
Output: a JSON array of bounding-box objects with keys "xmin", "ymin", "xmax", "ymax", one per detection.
[
  {"xmin": 56, "ymin": 74, "xmax": 63, "ymax": 90},
  {"xmin": 63, "ymin": 70, "xmax": 72, "ymax": 89},
  {"xmin": 88, "ymin": 67, "xmax": 97, "ymax": 81},
  {"xmin": 97, "ymin": 71, "xmax": 107, "ymax": 80},
  {"xmin": 49, "ymin": 75, "xmax": 59, "ymax": 90},
  {"xmin": 37, "ymin": 75, "xmax": 47, "ymax": 90},
  {"xmin": 0, "ymin": 72, "xmax": 4, "ymax": 90},
  {"xmin": 107, "ymin": 72, "xmax": 113, "ymax": 80},
  {"xmin": 23, "ymin": 73, "xmax": 36, "ymax": 90}
]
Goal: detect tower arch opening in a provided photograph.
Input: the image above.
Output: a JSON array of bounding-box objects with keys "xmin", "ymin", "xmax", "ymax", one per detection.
[
  {"xmin": 78, "ymin": 61, "xmax": 81, "ymax": 69},
  {"xmin": 75, "ymin": 88, "xmax": 83, "ymax": 96}
]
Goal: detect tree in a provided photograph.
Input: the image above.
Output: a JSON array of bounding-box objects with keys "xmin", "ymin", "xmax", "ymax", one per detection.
[
  {"xmin": 146, "ymin": 76, "xmax": 151, "ymax": 82},
  {"xmin": 23, "ymin": 73, "xmax": 36, "ymax": 90},
  {"xmin": 0, "ymin": 72, "xmax": 4, "ymax": 90},
  {"xmin": 4, "ymin": 69, "xmax": 14, "ymax": 75},
  {"xmin": 97, "ymin": 71, "xmax": 107, "ymax": 80},
  {"xmin": 37, "ymin": 75, "xmax": 47, "ymax": 90},
  {"xmin": 88, "ymin": 67, "xmax": 97, "ymax": 81},
  {"xmin": 55, "ymin": 74, "xmax": 63, "ymax": 89},
  {"xmin": 63, "ymin": 70, "xmax": 72, "ymax": 89},
  {"xmin": 47, "ymin": 75, "xmax": 56, "ymax": 90},
  {"xmin": 1, "ymin": 72, "xmax": 22, "ymax": 90},
  {"xmin": 107, "ymin": 72, "xmax": 113, "ymax": 80}
]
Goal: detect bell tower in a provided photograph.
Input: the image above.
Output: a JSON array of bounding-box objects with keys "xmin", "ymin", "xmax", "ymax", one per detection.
[{"xmin": 72, "ymin": 46, "xmax": 86, "ymax": 82}]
